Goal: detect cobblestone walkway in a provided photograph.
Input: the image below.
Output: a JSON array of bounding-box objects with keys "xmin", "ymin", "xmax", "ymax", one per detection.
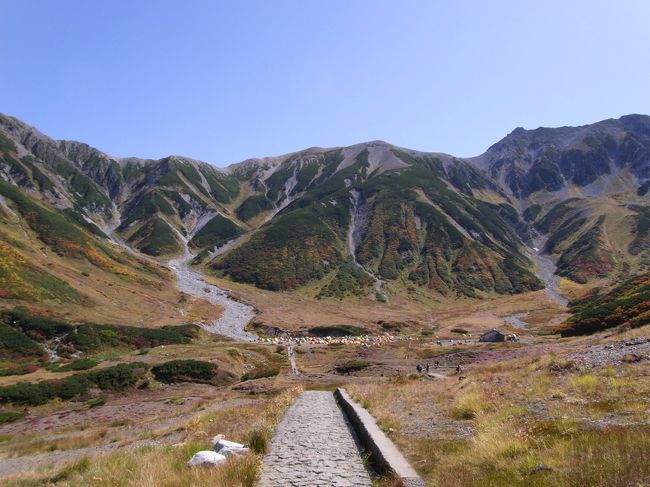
[{"xmin": 259, "ymin": 391, "xmax": 371, "ymax": 486}]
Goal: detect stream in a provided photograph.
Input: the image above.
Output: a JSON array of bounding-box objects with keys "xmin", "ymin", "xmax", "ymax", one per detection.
[
  {"xmin": 527, "ymin": 232, "xmax": 569, "ymax": 307},
  {"xmin": 503, "ymin": 231, "xmax": 568, "ymax": 330},
  {"xmin": 167, "ymin": 251, "xmax": 257, "ymax": 342},
  {"xmin": 348, "ymin": 189, "xmax": 385, "ymax": 295},
  {"xmin": 104, "ymin": 208, "xmax": 257, "ymax": 342}
]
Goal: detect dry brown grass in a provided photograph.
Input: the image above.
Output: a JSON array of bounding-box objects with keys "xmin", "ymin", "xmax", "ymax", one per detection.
[
  {"xmin": 4, "ymin": 386, "xmax": 302, "ymax": 487},
  {"xmin": 349, "ymin": 336, "xmax": 650, "ymax": 487},
  {"xmin": 5, "ymin": 448, "xmax": 261, "ymax": 487},
  {"xmin": 1, "ymin": 428, "xmax": 109, "ymax": 457}
]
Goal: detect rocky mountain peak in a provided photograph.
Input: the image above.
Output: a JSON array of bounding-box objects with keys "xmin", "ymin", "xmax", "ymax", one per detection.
[{"xmin": 473, "ymin": 115, "xmax": 650, "ymax": 198}]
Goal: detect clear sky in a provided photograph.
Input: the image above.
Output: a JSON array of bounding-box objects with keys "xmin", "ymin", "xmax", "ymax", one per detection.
[{"xmin": 1, "ymin": 1, "xmax": 649, "ymax": 166}]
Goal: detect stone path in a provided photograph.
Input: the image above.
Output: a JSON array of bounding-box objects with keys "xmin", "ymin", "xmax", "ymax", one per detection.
[{"xmin": 260, "ymin": 391, "xmax": 371, "ymax": 486}]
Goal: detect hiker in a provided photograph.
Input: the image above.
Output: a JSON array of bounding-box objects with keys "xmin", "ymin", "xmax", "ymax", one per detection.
[
  {"xmin": 426, "ymin": 364, "xmax": 430, "ymax": 373},
  {"xmin": 456, "ymin": 364, "xmax": 463, "ymax": 373},
  {"xmin": 434, "ymin": 360, "xmax": 439, "ymax": 368}
]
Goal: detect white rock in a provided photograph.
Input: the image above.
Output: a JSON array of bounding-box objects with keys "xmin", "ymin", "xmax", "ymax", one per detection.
[
  {"xmin": 187, "ymin": 450, "xmax": 226, "ymax": 467},
  {"xmin": 220, "ymin": 446, "xmax": 250, "ymax": 457},
  {"xmin": 214, "ymin": 438, "xmax": 249, "ymax": 456},
  {"xmin": 214, "ymin": 439, "xmax": 245, "ymax": 450}
]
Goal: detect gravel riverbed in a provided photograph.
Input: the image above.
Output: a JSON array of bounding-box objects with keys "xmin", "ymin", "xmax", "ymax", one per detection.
[{"xmin": 168, "ymin": 252, "xmax": 257, "ymax": 342}]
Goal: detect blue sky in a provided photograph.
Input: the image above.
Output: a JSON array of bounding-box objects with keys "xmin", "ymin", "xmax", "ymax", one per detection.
[{"xmin": 1, "ymin": 1, "xmax": 649, "ymax": 166}]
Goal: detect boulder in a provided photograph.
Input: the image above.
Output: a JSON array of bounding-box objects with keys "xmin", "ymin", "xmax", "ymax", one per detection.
[
  {"xmin": 214, "ymin": 438, "xmax": 249, "ymax": 456},
  {"xmin": 187, "ymin": 450, "xmax": 226, "ymax": 467},
  {"xmin": 621, "ymin": 353, "xmax": 642, "ymax": 363}
]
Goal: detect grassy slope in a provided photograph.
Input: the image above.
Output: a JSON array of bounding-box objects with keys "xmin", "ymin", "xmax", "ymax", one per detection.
[
  {"xmin": 0, "ymin": 183, "xmax": 189, "ymax": 327},
  {"xmin": 190, "ymin": 214, "xmax": 242, "ymax": 250},
  {"xmin": 555, "ymin": 271, "xmax": 650, "ymax": 336},
  {"xmin": 348, "ymin": 338, "xmax": 650, "ymax": 487},
  {"xmin": 530, "ymin": 190, "xmax": 649, "ymax": 287},
  {"xmin": 212, "ymin": 208, "xmax": 344, "ymax": 290},
  {"xmin": 235, "ymin": 194, "xmax": 274, "ymax": 222},
  {"xmin": 127, "ymin": 216, "xmax": 183, "ymax": 256}
]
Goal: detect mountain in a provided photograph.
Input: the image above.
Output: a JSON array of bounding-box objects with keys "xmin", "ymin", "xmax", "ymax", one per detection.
[
  {"xmin": 216, "ymin": 142, "xmax": 542, "ymax": 297},
  {"xmin": 0, "ymin": 113, "xmax": 648, "ymax": 309},
  {"xmin": 0, "ymin": 115, "xmax": 245, "ymax": 256},
  {"xmin": 471, "ymin": 114, "xmax": 650, "ymax": 198},
  {"xmin": 0, "ymin": 115, "xmax": 237, "ymax": 321},
  {"xmin": 471, "ymin": 115, "xmax": 650, "ymax": 284}
]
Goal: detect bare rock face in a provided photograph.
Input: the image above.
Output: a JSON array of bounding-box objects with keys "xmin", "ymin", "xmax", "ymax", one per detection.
[{"xmin": 471, "ymin": 114, "xmax": 650, "ymax": 198}]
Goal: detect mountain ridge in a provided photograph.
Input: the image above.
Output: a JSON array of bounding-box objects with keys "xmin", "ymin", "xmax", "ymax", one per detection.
[{"xmin": 1, "ymin": 112, "xmax": 648, "ymax": 306}]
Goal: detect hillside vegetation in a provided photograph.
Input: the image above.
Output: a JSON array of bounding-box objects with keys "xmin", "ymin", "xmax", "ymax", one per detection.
[
  {"xmin": 555, "ymin": 271, "xmax": 650, "ymax": 336},
  {"xmin": 0, "ymin": 308, "xmax": 199, "ymax": 369}
]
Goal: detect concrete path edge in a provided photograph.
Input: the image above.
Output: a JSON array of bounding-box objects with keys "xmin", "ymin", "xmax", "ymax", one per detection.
[{"xmin": 335, "ymin": 388, "xmax": 425, "ymax": 487}]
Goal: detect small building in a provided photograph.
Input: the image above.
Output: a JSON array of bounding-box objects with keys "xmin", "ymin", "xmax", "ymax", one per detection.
[{"xmin": 479, "ymin": 329, "xmax": 505, "ymax": 342}]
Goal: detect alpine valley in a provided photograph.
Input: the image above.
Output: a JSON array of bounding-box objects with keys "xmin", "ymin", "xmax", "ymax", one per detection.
[{"xmin": 1, "ymin": 113, "xmax": 650, "ymax": 486}]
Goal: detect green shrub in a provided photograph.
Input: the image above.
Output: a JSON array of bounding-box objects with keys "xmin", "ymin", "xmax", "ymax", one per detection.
[
  {"xmin": 86, "ymin": 363, "xmax": 149, "ymax": 390},
  {"xmin": 0, "ymin": 362, "xmax": 150, "ymax": 405},
  {"xmin": 2, "ymin": 308, "xmax": 198, "ymax": 355},
  {"xmin": 66, "ymin": 322, "xmax": 198, "ymax": 352},
  {"xmin": 48, "ymin": 358, "xmax": 98, "ymax": 373},
  {"xmin": 241, "ymin": 366, "xmax": 280, "ymax": 381},
  {"xmin": 0, "ymin": 381, "xmax": 58, "ymax": 405},
  {"xmin": 0, "ymin": 365, "xmax": 34, "ymax": 376},
  {"xmin": 334, "ymin": 360, "xmax": 371, "ymax": 374},
  {"xmin": 55, "ymin": 375, "xmax": 92, "ymax": 400},
  {"xmin": 0, "ymin": 322, "xmax": 44, "ymax": 359},
  {"xmin": 451, "ymin": 327, "xmax": 468, "ymax": 334},
  {"xmin": 308, "ymin": 325, "xmax": 366, "ymax": 337},
  {"xmin": 0, "ymin": 410, "xmax": 27, "ymax": 424},
  {"xmin": 151, "ymin": 359, "xmax": 217, "ymax": 383},
  {"xmin": 1, "ymin": 309, "xmax": 73, "ymax": 339}
]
